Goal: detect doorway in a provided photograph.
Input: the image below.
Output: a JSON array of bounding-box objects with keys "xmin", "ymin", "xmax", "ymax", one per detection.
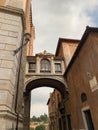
[
  {"xmin": 84, "ymin": 110, "xmax": 94, "ymax": 130},
  {"xmin": 67, "ymin": 114, "xmax": 72, "ymax": 130}
]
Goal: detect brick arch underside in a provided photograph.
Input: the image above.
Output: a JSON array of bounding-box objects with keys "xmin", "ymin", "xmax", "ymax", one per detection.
[{"xmin": 25, "ymin": 78, "xmax": 67, "ymax": 98}]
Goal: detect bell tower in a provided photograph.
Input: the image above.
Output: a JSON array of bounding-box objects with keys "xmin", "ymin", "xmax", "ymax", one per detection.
[{"xmin": 0, "ymin": 0, "xmax": 34, "ymax": 130}]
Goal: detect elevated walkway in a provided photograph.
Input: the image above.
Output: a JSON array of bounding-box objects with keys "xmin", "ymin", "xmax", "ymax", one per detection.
[{"xmin": 24, "ymin": 51, "xmax": 67, "ymax": 97}]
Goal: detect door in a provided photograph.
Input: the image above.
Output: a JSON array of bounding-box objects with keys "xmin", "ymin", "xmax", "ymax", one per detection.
[
  {"xmin": 84, "ymin": 110, "xmax": 94, "ymax": 130},
  {"xmin": 59, "ymin": 118, "xmax": 63, "ymax": 130},
  {"xmin": 67, "ymin": 115, "xmax": 72, "ymax": 130}
]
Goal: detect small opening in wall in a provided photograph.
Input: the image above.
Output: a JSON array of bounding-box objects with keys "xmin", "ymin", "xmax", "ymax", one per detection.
[{"xmin": 81, "ymin": 93, "xmax": 87, "ymax": 103}]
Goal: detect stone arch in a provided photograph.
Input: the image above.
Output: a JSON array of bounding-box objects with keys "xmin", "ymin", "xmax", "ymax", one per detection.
[
  {"xmin": 23, "ymin": 76, "xmax": 67, "ymax": 130},
  {"xmin": 25, "ymin": 76, "xmax": 67, "ymax": 98}
]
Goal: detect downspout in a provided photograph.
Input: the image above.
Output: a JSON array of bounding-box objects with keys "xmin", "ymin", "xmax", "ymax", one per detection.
[
  {"xmin": 15, "ymin": 0, "xmax": 31, "ymax": 113},
  {"xmin": 15, "ymin": 32, "xmax": 24, "ymax": 130},
  {"xmin": 14, "ymin": 0, "xmax": 31, "ymax": 129},
  {"xmin": 14, "ymin": 32, "xmax": 31, "ymax": 130}
]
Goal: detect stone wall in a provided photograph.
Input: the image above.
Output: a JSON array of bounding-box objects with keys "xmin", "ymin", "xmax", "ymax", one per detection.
[
  {"xmin": 5, "ymin": 0, "xmax": 26, "ymax": 10},
  {"xmin": 0, "ymin": 7, "xmax": 24, "ymax": 130}
]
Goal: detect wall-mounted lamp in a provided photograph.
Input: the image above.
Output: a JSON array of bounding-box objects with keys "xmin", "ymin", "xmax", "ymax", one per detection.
[{"xmin": 14, "ymin": 33, "xmax": 31, "ymax": 55}]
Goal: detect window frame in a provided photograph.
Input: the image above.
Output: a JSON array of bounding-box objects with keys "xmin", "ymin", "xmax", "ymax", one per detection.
[
  {"xmin": 29, "ymin": 62, "xmax": 36, "ymax": 72},
  {"xmin": 40, "ymin": 59, "xmax": 51, "ymax": 72},
  {"xmin": 55, "ymin": 63, "xmax": 62, "ymax": 72}
]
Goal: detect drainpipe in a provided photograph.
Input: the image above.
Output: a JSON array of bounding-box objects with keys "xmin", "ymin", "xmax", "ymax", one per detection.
[{"xmin": 14, "ymin": 33, "xmax": 31, "ymax": 130}]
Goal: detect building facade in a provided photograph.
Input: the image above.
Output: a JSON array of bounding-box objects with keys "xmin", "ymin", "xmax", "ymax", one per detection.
[
  {"xmin": 55, "ymin": 38, "xmax": 79, "ymax": 67},
  {"xmin": 0, "ymin": 0, "xmax": 34, "ymax": 129},
  {"xmin": 64, "ymin": 27, "xmax": 98, "ymax": 130},
  {"xmin": 47, "ymin": 89, "xmax": 66, "ymax": 130},
  {"xmin": 48, "ymin": 27, "xmax": 98, "ymax": 130}
]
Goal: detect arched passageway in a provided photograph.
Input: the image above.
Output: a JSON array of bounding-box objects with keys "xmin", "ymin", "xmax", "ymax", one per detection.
[{"xmin": 23, "ymin": 77, "xmax": 67, "ymax": 130}]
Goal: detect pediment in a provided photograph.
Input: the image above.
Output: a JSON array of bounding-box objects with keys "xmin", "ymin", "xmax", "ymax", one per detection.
[{"xmin": 36, "ymin": 50, "xmax": 54, "ymax": 57}]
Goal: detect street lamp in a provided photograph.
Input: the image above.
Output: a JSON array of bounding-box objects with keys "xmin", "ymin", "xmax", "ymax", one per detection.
[{"xmin": 14, "ymin": 33, "xmax": 31, "ymax": 55}]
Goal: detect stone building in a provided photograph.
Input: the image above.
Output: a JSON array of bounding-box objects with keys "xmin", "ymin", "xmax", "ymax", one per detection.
[
  {"xmin": 0, "ymin": 0, "xmax": 34, "ymax": 129},
  {"xmin": 47, "ymin": 89, "xmax": 66, "ymax": 130},
  {"xmin": 48, "ymin": 26, "xmax": 98, "ymax": 130},
  {"xmin": 24, "ymin": 50, "xmax": 66, "ymax": 130}
]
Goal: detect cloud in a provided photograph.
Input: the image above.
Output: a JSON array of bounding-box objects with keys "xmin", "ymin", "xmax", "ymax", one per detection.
[
  {"xmin": 30, "ymin": 103, "xmax": 48, "ymax": 117},
  {"xmin": 30, "ymin": 87, "xmax": 53, "ymax": 117},
  {"xmin": 31, "ymin": 87, "xmax": 53, "ymax": 104},
  {"xmin": 32, "ymin": 0, "xmax": 98, "ymax": 54}
]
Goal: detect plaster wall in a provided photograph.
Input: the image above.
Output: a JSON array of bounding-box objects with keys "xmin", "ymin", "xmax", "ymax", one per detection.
[{"xmin": 66, "ymin": 32, "xmax": 98, "ymax": 129}]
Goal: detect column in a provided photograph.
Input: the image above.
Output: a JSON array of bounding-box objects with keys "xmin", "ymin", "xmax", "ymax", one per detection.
[
  {"xmin": 36, "ymin": 57, "xmax": 40, "ymax": 74},
  {"xmin": 51, "ymin": 57, "xmax": 55, "ymax": 74}
]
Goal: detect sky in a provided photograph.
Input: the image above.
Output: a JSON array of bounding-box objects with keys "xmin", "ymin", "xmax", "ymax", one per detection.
[
  {"xmin": 30, "ymin": 0, "xmax": 98, "ymax": 117},
  {"xmin": 30, "ymin": 87, "xmax": 53, "ymax": 117}
]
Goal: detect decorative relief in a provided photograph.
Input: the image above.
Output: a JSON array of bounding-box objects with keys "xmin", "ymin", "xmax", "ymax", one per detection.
[{"xmin": 89, "ymin": 76, "xmax": 98, "ymax": 92}]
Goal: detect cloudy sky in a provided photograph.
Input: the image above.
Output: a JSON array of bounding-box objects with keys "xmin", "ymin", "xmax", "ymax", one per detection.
[
  {"xmin": 30, "ymin": 87, "xmax": 53, "ymax": 117},
  {"xmin": 30, "ymin": 0, "xmax": 98, "ymax": 117}
]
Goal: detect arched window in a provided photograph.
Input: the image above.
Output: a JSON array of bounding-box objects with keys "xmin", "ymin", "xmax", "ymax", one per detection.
[
  {"xmin": 81, "ymin": 93, "xmax": 87, "ymax": 102},
  {"xmin": 40, "ymin": 59, "xmax": 51, "ymax": 72}
]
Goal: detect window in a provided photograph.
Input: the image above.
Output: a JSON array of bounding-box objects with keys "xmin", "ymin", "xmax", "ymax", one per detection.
[
  {"xmin": 29, "ymin": 62, "xmax": 36, "ymax": 72},
  {"xmin": 40, "ymin": 59, "xmax": 51, "ymax": 72},
  {"xmin": 81, "ymin": 93, "xmax": 87, "ymax": 103},
  {"xmin": 55, "ymin": 63, "xmax": 61, "ymax": 72}
]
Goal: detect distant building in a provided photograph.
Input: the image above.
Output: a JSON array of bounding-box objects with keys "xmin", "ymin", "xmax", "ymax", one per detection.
[{"xmin": 47, "ymin": 89, "xmax": 64, "ymax": 130}]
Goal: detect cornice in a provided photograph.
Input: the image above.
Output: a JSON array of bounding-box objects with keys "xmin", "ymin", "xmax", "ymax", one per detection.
[{"xmin": 0, "ymin": 5, "xmax": 25, "ymax": 29}]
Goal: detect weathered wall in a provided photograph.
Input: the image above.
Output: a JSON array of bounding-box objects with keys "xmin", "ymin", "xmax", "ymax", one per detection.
[
  {"xmin": 5, "ymin": 0, "xmax": 26, "ymax": 10},
  {"xmin": 0, "ymin": 0, "xmax": 34, "ymax": 130},
  {"xmin": 65, "ymin": 32, "xmax": 98, "ymax": 129},
  {"xmin": 62, "ymin": 42, "xmax": 78, "ymax": 66},
  {"xmin": 0, "ymin": 7, "xmax": 24, "ymax": 129},
  {"xmin": 48, "ymin": 90, "xmax": 62, "ymax": 130},
  {"xmin": 56, "ymin": 39, "xmax": 79, "ymax": 68},
  {"xmin": 0, "ymin": 0, "xmax": 6, "ymax": 5}
]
